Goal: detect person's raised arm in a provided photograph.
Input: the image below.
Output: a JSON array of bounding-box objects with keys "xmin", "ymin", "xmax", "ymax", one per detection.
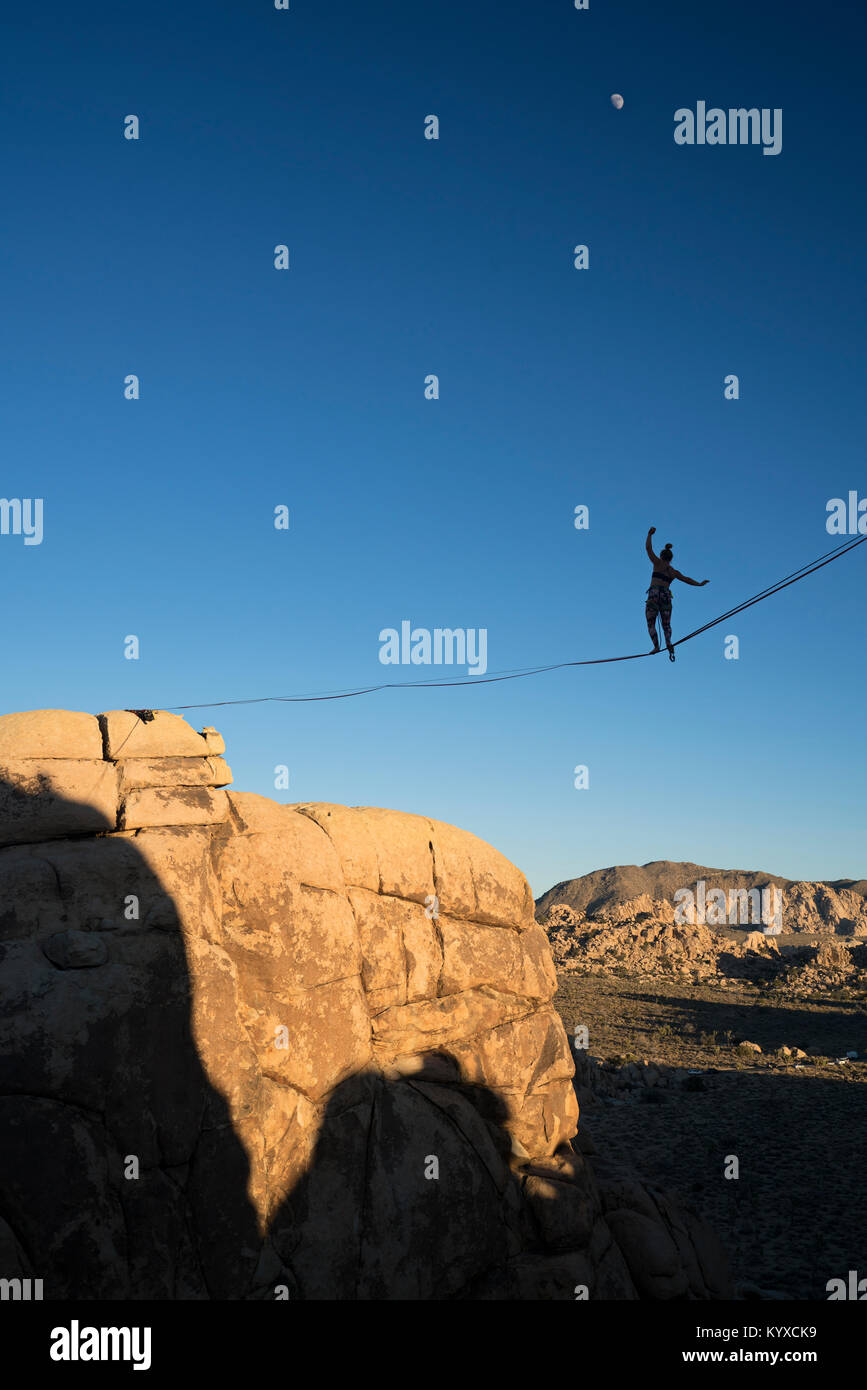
[
  {"xmin": 645, "ymin": 526, "xmax": 659, "ymax": 563},
  {"xmin": 672, "ymin": 569, "xmax": 709, "ymax": 586}
]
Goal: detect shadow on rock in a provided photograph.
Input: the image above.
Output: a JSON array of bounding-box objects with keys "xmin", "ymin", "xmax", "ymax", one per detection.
[{"xmin": 0, "ymin": 769, "xmax": 732, "ymax": 1300}]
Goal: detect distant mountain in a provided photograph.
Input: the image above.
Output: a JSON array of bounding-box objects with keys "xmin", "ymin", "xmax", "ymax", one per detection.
[{"xmin": 535, "ymin": 861, "xmax": 866, "ymax": 920}]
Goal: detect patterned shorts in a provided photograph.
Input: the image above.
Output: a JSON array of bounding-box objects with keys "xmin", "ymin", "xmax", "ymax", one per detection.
[{"xmin": 645, "ymin": 585, "xmax": 672, "ymax": 614}]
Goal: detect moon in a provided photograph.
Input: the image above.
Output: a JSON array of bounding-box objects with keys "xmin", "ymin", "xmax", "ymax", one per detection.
[{"xmin": 610, "ymin": 93, "xmax": 624, "ymax": 110}]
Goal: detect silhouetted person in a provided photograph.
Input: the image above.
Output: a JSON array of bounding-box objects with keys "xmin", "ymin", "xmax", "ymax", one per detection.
[{"xmin": 645, "ymin": 526, "xmax": 708, "ymax": 660}]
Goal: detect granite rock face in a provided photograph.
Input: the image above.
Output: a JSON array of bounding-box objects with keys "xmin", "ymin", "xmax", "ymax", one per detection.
[{"xmin": 0, "ymin": 708, "xmax": 732, "ymax": 1300}]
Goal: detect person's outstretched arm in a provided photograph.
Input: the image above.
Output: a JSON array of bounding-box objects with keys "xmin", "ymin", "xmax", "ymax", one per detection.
[
  {"xmin": 672, "ymin": 568, "xmax": 709, "ymax": 586},
  {"xmin": 645, "ymin": 526, "xmax": 659, "ymax": 563}
]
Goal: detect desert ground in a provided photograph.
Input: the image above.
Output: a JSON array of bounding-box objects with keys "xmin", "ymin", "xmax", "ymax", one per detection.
[{"xmin": 553, "ymin": 954, "xmax": 867, "ymax": 1299}]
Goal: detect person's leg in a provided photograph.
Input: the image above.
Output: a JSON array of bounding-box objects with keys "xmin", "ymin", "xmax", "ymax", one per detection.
[
  {"xmin": 660, "ymin": 593, "xmax": 673, "ymax": 647},
  {"xmin": 645, "ymin": 593, "xmax": 660, "ymax": 648}
]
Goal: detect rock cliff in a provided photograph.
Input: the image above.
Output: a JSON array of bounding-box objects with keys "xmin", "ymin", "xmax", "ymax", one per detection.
[{"xmin": 0, "ymin": 709, "xmax": 731, "ymax": 1299}]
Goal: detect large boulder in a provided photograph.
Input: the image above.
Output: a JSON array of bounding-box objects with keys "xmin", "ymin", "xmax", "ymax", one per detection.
[{"xmin": 0, "ymin": 708, "xmax": 732, "ymax": 1300}]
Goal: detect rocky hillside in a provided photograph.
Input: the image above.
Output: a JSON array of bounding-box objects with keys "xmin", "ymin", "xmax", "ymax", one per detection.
[
  {"xmin": 536, "ymin": 861, "xmax": 867, "ymax": 936},
  {"xmin": 542, "ymin": 901, "xmax": 867, "ymax": 992},
  {"xmin": 0, "ymin": 708, "xmax": 732, "ymax": 1300}
]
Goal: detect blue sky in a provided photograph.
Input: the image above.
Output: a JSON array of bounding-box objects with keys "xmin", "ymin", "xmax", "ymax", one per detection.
[{"xmin": 3, "ymin": 0, "xmax": 865, "ymax": 896}]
